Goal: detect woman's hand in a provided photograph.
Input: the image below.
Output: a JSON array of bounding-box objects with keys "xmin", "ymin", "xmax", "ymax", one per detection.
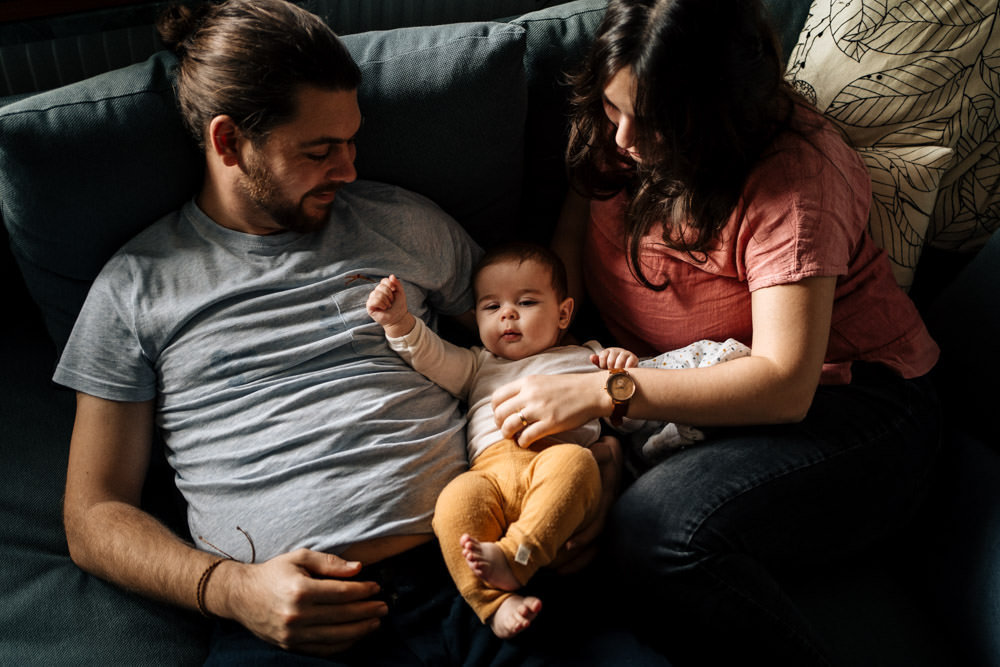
[
  {"xmin": 556, "ymin": 435, "xmax": 623, "ymax": 573},
  {"xmin": 492, "ymin": 372, "xmax": 611, "ymax": 447},
  {"xmin": 212, "ymin": 549, "xmax": 387, "ymax": 657}
]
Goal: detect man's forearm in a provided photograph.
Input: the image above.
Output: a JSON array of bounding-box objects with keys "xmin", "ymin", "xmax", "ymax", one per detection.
[{"xmin": 65, "ymin": 498, "xmax": 224, "ymax": 613}]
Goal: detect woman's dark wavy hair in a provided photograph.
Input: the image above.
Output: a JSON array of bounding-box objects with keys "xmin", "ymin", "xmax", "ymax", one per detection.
[
  {"xmin": 157, "ymin": 0, "xmax": 361, "ymax": 149},
  {"xmin": 567, "ymin": 0, "xmax": 803, "ymax": 289}
]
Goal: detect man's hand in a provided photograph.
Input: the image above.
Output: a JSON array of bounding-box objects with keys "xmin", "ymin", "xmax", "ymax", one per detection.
[
  {"xmin": 213, "ymin": 549, "xmax": 387, "ymax": 657},
  {"xmin": 556, "ymin": 435, "xmax": 623, "ymax": 573},
  {"xmin": 591, "ymin": 347, "xmax": 639, "ymax": 370},
  {"xmin": 365, "ymin": 274, "xmax": 415, "ymax": 338}
]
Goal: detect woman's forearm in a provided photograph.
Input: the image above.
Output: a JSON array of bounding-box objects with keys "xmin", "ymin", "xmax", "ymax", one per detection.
[
  {"xmin": 624, "ymin": 355, "xmax": 817, "ymax": 426},
  {"xmin": 493, "ymin": 278, "xmax": 835, "ymax": 445}
]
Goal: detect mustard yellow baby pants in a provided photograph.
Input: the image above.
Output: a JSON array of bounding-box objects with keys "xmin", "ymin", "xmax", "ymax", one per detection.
[{"xmin": 431, "ymin": 439, "xmax": 602, "ymax": 624}]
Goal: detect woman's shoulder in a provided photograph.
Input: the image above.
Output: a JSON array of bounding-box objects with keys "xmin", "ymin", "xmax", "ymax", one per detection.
[
  {"xmin": 732, "ymin": 103, "xmax": 872, "ymax": 286},
  {"xmin": 765, "ymin": 104, "xmax": 867, "ymax": 181},
  {"xmin": 744, "ymin": 103, "xmax": 870, "ymax": 217}
]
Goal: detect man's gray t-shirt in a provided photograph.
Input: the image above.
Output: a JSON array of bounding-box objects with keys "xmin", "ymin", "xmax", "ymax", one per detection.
[{"xmin": 54, "ymin": 180, "xmax": 478, "ymax": 562}]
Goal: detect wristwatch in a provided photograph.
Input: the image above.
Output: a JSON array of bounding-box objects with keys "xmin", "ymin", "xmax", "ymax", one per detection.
[{"xmin": 605, "ymin": 368, "xmax": 636, "ymax": 426}]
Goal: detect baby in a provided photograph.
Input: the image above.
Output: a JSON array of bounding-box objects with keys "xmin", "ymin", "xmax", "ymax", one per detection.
[
  {"xmin": 366, "ymin": 242, "xmax": 749, "ymax": 638},
  {"xmin": 367, "ymin": 242, "xmax": 630, "ymax": 638}
]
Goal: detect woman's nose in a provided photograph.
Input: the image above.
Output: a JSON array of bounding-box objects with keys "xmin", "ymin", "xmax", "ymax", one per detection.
[{"xmin": 615, "ymin": 114, "xmax": 637, "ymax": 153}]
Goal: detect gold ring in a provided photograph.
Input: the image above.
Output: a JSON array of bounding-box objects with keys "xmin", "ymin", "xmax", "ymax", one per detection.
[{"xmin": 518, "ymin": 410, "xmax": 529, "ymax": 427}]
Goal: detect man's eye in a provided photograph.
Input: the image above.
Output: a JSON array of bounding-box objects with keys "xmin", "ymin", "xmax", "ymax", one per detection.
[{"xmin": 306, "ymin": 153, "xmax": 329, "ymax": 162}]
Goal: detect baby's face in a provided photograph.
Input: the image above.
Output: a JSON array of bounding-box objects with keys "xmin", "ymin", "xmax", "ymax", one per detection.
[{"xmin": 474, "ymin": 259, "xmax": 571, "ymax": 361}]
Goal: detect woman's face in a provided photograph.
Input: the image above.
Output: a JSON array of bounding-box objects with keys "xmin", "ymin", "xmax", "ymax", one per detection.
[{"xmin": 602, "ymin": 66, "xmax": 642, "ymax": 163}]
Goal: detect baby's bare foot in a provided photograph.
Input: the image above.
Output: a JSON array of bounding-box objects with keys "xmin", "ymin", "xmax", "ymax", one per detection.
[
  {"xmin": 460, "ymin": 534, "xmax": 521, "ymax": 591},
  {"xmin": 490, "ymin": 594, "xmax": 542, "ymax": 639}
]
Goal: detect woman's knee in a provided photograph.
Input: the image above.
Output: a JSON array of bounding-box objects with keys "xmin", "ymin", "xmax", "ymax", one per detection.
[{"xmin": 607, "ymin": 458, "xmax": 709, "ymax": 577}]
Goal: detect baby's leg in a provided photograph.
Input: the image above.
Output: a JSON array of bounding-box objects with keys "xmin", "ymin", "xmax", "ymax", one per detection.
[
  {"xmin": 496, "ymin": 443, "xmax": 602, "ymax": 585},
  {"xmin": 490, "ymin": 594, "xmax": 543, "ymax": 639},
  {"xmin": 461, "ymin": 533, "xmax": 520, "ymax": 591}
]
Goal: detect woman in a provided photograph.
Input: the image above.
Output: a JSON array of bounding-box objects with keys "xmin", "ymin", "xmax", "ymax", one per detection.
[{"xmin": 490, "ymin": 0, "xmax": 941, "ymax": 664}]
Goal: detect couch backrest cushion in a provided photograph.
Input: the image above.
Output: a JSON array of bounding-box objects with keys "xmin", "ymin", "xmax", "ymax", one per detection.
[
  {"xmin": 510, "ymin": 0, "xmax": 607, "ymax": 241},
  {"xmin": 760, "ymin": 0, "xmax": 813, "ymax": 60},
  {"xmin": 0, "ymin": 50, "xmax": 197, "ymax": 353},
  {"xmin": 0, "ymin": 21, "xmax": 527, "ymax": 352},
  {"xmin": 344, "ymin": 23, "xmax": 526, "ymax": 246}
]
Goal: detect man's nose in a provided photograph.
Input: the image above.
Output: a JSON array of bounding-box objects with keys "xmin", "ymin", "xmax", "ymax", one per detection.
[{"xmin": 328, "ymin": 145, "xmax": 357, "ymax": 183}]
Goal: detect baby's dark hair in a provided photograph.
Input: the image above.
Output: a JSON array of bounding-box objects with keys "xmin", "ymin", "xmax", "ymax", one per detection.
[{"xmin": 473, "ymin": 242, "xmax": 569, "ymax": 301}]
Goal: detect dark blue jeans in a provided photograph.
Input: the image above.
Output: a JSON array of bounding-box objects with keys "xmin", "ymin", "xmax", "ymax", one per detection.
[
  {"xmin": 605, "ymin": 363, "xmax": 942, "ymax": 666},
  {"xmin": 204, "ymin": 539, "xmax": 670, "ymax": 666}
]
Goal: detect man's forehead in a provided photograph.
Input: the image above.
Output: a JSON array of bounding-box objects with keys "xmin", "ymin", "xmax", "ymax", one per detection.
[{"xmin": 284, "ymin": 86, "xmax": 362, "ymax": 139}]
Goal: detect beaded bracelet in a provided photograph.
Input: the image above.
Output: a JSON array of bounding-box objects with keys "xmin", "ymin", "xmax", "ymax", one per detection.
[{"xmin": 196, "ymin": 557, "xmax": 230, "ymax": 618}]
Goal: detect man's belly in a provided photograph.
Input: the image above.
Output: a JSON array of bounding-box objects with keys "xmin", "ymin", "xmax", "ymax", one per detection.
[{"xmin": 340, "ymin": 533, "xmax": 435, "ymax": 565}]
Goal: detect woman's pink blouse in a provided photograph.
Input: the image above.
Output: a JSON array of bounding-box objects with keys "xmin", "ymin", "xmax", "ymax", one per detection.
[{"xmin": 584, "ymin": 109, "xmax": 939, "ymax": 384}]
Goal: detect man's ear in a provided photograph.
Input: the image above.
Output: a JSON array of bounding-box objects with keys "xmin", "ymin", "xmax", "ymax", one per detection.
[
  {"xmin": 558, "ymin": 297, "xmax": 575, "ymax": 330},
  {"xmin": 208, "ymin": 115, "xmax": 243, "ymax": 167}
]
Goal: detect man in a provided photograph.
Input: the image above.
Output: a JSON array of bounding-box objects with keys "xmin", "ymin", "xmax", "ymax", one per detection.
[
  {"xmin": 58, "ymin": 0, "xmax": 476, "ymax": 656},
  {"xmin": 56, "ymin": 1, "xmax": 665, "ymax": 664}
]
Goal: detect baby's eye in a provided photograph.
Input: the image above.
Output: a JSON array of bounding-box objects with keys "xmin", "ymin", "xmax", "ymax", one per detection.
[
  {"xmin": 518, "ymin": 299, "xmax": 539, "ymax": 307},
  {"xmin": 481, "ymin": 303, "xmax": 500, "ymax": 312}
]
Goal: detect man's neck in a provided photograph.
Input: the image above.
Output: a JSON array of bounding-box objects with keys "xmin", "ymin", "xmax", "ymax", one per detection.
[{"xmin": 196, "ymin": 170, "xmax": 283, "ymax": 236}]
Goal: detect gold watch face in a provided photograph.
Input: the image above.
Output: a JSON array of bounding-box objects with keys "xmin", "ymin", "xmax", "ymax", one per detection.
[{"xmin": 607, "ymin": 372, "xmax": 636, "ymax": 401}]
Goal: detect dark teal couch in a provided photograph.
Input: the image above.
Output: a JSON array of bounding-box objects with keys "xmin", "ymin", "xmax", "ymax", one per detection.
[{"xmin": 1, "ymin": 1, "xmax": 996, "ymax": 665}]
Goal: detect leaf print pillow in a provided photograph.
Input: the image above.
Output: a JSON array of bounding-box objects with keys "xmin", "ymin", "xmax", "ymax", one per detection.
[{"xmin": 786, "ymin": 0, "xmax": 1000, "ymax": 289}]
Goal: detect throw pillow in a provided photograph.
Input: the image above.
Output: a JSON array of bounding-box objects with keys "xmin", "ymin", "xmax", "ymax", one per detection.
[{"xmin": 785, "ymin": 0, "xmax": 999, "ymax": 289}]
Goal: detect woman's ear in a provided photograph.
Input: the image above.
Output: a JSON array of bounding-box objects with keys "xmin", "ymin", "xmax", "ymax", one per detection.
[
  {"xmin": 558, "ymin": 297, "xmax": 575, "ymax": 330},
  {"xmin": 207, "ymin": 115, "xmax": 243, "ymax": 167}
]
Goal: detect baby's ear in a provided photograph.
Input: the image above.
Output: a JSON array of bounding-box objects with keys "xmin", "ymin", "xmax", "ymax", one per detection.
[{"xmin": 558, "ymin": 297, "xmax": 575, "ymax": 329}]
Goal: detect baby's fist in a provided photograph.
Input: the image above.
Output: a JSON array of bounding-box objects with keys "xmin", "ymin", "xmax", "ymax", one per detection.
[{"xmin": 592, "ymin": 347, "xmax": 639, "ymax": 370}]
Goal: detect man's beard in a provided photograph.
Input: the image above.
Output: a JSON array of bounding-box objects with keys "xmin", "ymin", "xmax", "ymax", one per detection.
[{"xmin": 240, "ymin": 151, "xmax": 339, "ymax": 234}]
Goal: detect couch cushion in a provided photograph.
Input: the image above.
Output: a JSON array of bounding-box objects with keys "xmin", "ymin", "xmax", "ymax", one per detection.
[
  {"xmin": 510, "ymin": 0, "xmax": 607, "ymax": 242},
  {"xmin": 0, "ymin": 21, "xmax": 526, "ymax": 353},
  {"xmin": 343, "ymin": 23, "xmax": 526, "ymax": 247},
  {"xmin": 0, "ymin": 316, "xmax": 210, "ymax": 666},
  {"xmin": 784, "ymin": 0, "xmax": 1000, "ymax": 290},
  {"xmin": 0, "ymin": 50, "xmax": 198, "ymax": 355},
  {"xmin": 925, "ymin": 228, "xmax": 1000, "ymax": 445},
  {"xmin": 760, "ymin": 0, "xmax": 813, "ymax": 59}
]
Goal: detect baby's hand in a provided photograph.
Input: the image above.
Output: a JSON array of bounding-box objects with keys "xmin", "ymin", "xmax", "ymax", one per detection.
[
  {"xmin": 365, "ymin": 275, "xmax": 410, "ymax": 329},
  {"xmin": 591, "ymin": 347, "xmax": 639, "ymax": 370}
]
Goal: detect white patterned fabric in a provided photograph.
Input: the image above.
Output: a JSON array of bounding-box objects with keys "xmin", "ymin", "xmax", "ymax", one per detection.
[{"xmin": 786, "ymin": 0, "xmax": 1000, "ymax": 287}]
